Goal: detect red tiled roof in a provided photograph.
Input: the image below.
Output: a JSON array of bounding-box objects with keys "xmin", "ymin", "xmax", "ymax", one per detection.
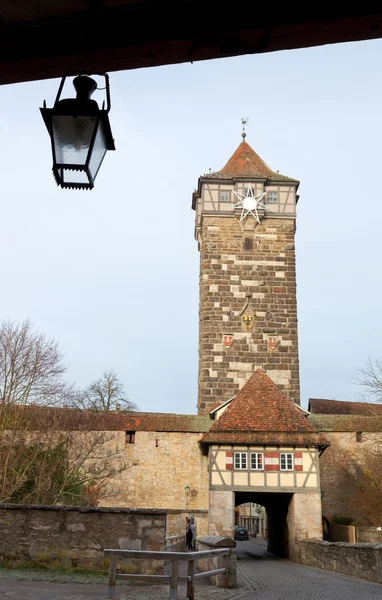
[
  {"xmin": 308, "ymin": 398, "xmax": 382, "ymax": 416},
  {"xmin": 201, "ymin": 370, "xmax": 328, "ymax": 447},
  {"xmin": 205, "ymin": 141, "xmax": 299, "ymax": 183},
  {"xmin": 201, "ymin": 431, "xmax": 326, "ymax": 446},
  {"xmin": 309, "ymin": 414, "xmax": 382, "ymax": 432},
  {"xmin": 2, "ymin": 406, "xmax": 211, "ymax": 433}
]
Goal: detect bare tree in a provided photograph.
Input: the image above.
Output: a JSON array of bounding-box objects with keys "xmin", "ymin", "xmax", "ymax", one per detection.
[
  {"xmin": 69, "ymin": 370, "xmax": 137, "ymax": 412},
  {"xmin": 0, "ymin": 319, "xmax": 66, "ymax": 406},
  {"xmin": 339, "ymin": 447, "xmax": 382, "ymax": 525},
  {"xmin": 357, "ymin": 356, "xmax": 382, "ymax": 404},
  {"xmin": 0, "ymin": 320, "xmax": 133, "ymax": 505},
  {"xmin": 0, "ymin": 405, "xmax": 128, "ymax": 505}
]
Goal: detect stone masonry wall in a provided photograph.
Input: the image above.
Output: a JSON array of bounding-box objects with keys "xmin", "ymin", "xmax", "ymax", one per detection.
[
  {"xmin": 0, "ymin": 504, "xmax": 166, "ymax": 573},
  {"xmin": 198, "ymin": 215, "xmax": 299, "ymax": 414},
  {"xmin": 208, "ymin": 490, "xmax": 235, "ymax": 537},
  {"xmin": 356, "ymin": 526, "xmax": 382, "ymax": 544},
  {"xmin": 197, "ymin": 536, "xmax": 237, "ymax": 588},
  {"xmin": 103, "ymin": 431, "xmax": 209, "ymax": 513},
  {"xmin": 294, "ymin": 538, "xmax": 382, "ymax": 584},
  {"xmin": 319, "ymin": 432, "xmax": 381, "ymax": 521},
  {"xmin": 166, "ymin": 510, "xmax": 209, "ymax": 537},
  {"xmin": 287, "ymin": 492, "xmax": 323, "ymax": 560}
]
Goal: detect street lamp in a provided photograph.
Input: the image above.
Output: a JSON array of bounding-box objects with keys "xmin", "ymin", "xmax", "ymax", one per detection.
[
  {"xmin": 40, "ymin": 74, "xmax": 115, "ymax": 190},
  {"xmin": 184, "ymin": 485, "xmax": 191, "ymax": 496}
]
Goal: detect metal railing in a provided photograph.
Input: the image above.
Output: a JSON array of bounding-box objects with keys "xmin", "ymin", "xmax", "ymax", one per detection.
[{"xmin": 104, "ymin": 547, "xmax": 230, "ymax": 599}]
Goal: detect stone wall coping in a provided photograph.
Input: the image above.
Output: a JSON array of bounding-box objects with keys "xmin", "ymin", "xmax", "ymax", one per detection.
[
  {"xmin": 166, "ymin": 509, "xmax": 208, "ymax": 514},
  {"xmin": 297, "ymin": 538, "xmax": 382, "ymax": 550},
  {"xmin": 198, "ymin": 535, "xmax": 236, "ymax": 548},
  {"xmin": 0, "ymin": 503, "xmax": 167, "ymax": 515}
]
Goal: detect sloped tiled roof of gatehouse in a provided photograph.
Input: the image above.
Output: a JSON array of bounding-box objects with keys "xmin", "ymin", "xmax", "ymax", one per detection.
[
  {"xmin": 201, "ymin": 370, "xmax": 328, "ymax": 448},
  {"xmin": 202, "ymin": 141, "xmax": 299, "ymax": 183}
]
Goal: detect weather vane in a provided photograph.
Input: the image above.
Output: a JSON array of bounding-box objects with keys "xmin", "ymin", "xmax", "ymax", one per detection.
[{"xmin": 241, "ymin": 117, "xmax": 249, "ymax": 140}]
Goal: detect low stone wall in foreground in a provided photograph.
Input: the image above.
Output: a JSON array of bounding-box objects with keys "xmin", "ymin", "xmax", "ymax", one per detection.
[
  {"xmin": 295, "ymin": 538, "xmax": 382, "ymax": 584},
  {"xmin": 197, "ymin": 536, "xmax": 236, "ymax": 588},
  {"xmin": 0, "ymin": 504, "xmax": 166, "ymax": 573}
]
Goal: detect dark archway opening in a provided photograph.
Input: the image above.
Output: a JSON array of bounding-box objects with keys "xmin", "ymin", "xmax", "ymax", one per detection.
[{"xmin": 235, "ymin": 491, "xmax": 293, "ymax": 557}]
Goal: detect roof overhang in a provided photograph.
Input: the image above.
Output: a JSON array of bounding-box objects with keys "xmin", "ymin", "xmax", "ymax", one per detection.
[
  {"xmin": 2, "ymin": 6, "xmax": 382, "ymax": 86},
  {"xmin": 209, "ymin": 396, "xmax": 235, "ymax": 418}
]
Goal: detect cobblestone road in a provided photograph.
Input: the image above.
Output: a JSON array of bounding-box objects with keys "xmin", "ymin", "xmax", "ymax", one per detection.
[
  {"xmin": 1, "ymin": 540, "xmax": 381, "ymax": 599},
  {"xmin": 233, "ymin": 539, "xmax": 382, "ymax": 600}
]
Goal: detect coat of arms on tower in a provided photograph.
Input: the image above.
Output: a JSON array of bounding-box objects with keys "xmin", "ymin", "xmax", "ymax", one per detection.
[
  {"xmin": 240, "ymin": 297, "xmax": 255, "ymax": 332},
  {"xmin": 223, "ymin": 335, "xmax": 233, "ymax": 348},
  {"xmin": 268, "ymin": 336, "xmax": 278, "ymax": 350}
]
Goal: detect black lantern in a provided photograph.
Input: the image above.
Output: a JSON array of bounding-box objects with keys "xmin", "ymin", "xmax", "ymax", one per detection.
[{"xmin": 40, "ymin": 74, "xmax": 115, "ymax": 190}]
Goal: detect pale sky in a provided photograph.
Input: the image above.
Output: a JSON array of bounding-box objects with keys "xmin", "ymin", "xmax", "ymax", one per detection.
[{"xmin": 0, "ymin": 39, "xmax": 381, "ymax": 412}]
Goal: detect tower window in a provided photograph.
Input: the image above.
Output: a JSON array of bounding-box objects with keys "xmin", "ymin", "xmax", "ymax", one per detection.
[
  {"xmin": 356, "ymin": 431, "xmax": 363, "ymax": 443},
  {"xmin": 267, "ymin": 191, "xmax": 279, "ymax": 203},
  {"xmin": 244, "ymin": 238, "xmax": 253, "ymax": 251},
  {"xmin": 220, "ymin": 190, "xmax": 231, "ymax": 202},
  {"xmin": 280, "ymin": 453, "xmax": 293, "ymax": 470}
]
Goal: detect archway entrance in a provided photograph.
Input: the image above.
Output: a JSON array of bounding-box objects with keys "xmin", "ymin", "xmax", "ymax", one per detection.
[
  {"xmin": 235, "ymin": 492, "xmax": 293, "ymax": 557},
  {"xmin": 235, "ymin": 501, "xmax": 266, "ymax": 538}
]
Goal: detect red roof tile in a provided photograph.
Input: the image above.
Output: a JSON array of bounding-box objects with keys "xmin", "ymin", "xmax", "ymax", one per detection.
[
  {"xmin": 220, "ymin": 141, "xmax": 273, "ymax": 178},
  {"xmin": 201, "ymin": 370, "xmax": 328, "ymax": 447},
  {"xmin": 308, "ymin": 398, "xmax": 382, "ymax": 416},
  {"xmin": 201, "ymin": 431, "xmax": 326, "ymax": 446},
  {"xmin": 3, "ymin": 406, "xmax": 211, "ymax": 433},
  {"xmin": 309, "ymin": 415, "xmax": 382, "ymax": 432},
  {"xmin": 206, "ymin": 141, "xmax": 298, "ymax": 183}
]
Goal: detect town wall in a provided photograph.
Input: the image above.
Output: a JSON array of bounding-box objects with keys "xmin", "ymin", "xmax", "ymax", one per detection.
[
  {"xmin": 319, "ymin": 431, "xmax": 381, "ymax": 521},
  {"xmin": 104, "ymin": 430, "xmax": 209, "ymax": 513},
  {"xmin": 166, "ymin": 509, "xmax": 209, "ymax": 537},
  {"xmin": 294, "ymin": 538, "xmax": 382, "ymax": 584},
  {"xmin": 0, "ymin": 504, "xmax": 165, "ymax": 573},
  {"xmin": 356, "ymin": 526, "xmax": 382, "ymax": 544}
]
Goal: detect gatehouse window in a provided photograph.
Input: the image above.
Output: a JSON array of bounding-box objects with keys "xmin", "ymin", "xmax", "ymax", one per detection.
[
  {"xmin": 250, "ymin": 452, "xmax": 264, "ymax": 470},
  {"xmin": 234, "ymin": 452, "xmax": 247, "ymax": 470},
  {"xmin": 220, "ymin": 190, "xmax": 231, "ymax": 202},
  {"xmin": 280, "ymin": 452, "xmax": 293, "ymax": 470}
]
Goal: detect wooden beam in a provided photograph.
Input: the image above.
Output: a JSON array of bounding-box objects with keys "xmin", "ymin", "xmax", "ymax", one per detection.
[{"xmin": 0, "ymin": 5, "xmax": 382, "ymax": 85}]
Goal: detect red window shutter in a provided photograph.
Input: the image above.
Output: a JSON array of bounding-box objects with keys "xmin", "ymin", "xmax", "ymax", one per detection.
[
  {"xmin": 226, "ymin": 451, "xmax": 233, "ymax": 470},
  {"xmin": 294, "ymin": 451, "xmax": 303, "ymax": 471},
  {"xmin": 264, "ymin": 451, "xmax": 279, "ymax": 471}
]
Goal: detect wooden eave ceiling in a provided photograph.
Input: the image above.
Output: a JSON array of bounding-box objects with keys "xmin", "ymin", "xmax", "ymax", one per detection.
[{"xmin": 1, "ymin": 2, "xmax": 382, "ymax": 85}]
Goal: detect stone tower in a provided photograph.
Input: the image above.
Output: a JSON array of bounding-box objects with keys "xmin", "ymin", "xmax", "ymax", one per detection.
[{"xmin": 192, "ymin": 136, "xmax": 300, "ymax": 415}]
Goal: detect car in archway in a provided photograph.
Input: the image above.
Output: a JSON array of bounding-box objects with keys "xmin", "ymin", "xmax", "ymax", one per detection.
[{"xmin": 235, "ymin": 526, "xmax": 249, "ymax": 541}]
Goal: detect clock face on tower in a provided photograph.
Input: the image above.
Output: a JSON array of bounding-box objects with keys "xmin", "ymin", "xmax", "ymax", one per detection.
[{"xmin": 233, "ymin": 183, "xmax": 268, "ymax": 223}]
